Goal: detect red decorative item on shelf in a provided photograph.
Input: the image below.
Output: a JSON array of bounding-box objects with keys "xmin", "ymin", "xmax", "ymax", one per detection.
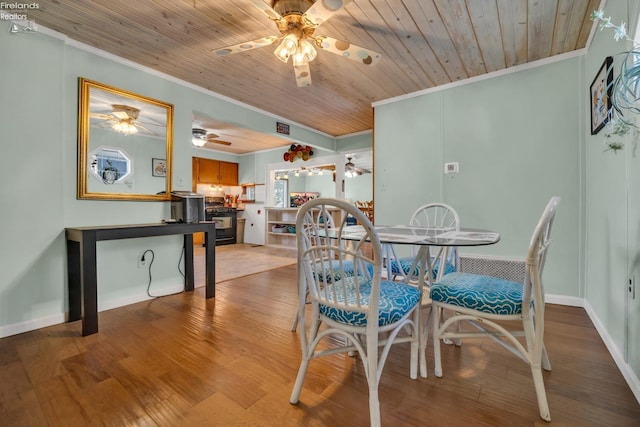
[{"xmin": 284, "ymin": 144, "xmax": 314, "ymax": 162}]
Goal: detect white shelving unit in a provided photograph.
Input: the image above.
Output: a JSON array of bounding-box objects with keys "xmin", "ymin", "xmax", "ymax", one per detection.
[
  {"xmin": 266, "ymin": 208, "xmax": 299, "ymax": 248},
  {"xmin": 265, "ymin": 207, "xmax": 342, "ymax": 248}
]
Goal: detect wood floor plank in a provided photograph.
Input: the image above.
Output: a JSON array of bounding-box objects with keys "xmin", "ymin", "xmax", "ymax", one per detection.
[{"xmin": 0, "ymin": 244, "xmax": 638, "ymax": 426}]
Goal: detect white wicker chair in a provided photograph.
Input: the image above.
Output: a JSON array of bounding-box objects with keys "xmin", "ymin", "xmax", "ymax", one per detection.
[
  {"xmin": 388, "ymin": 202, "xmax": 460, "ymax": 282},
  {"xmin": 290, "ymin": 198, "xmax": 422, "ymax": 427},
  {"xmin": 386, "ymin": 202, "xmax": 460, "ymax": 377},
  {"xmin": 290, "ymin": 205, "xmax": 374, "ymax": 332},
  {"xmin": 431, "ymin": 196, "xmax": 560, "ymax": 422}
]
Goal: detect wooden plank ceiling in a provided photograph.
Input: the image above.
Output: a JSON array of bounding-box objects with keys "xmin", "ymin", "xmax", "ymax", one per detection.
[{"xmin": 29, "ymin": 0, "xmax": 599, "ymax": 137}]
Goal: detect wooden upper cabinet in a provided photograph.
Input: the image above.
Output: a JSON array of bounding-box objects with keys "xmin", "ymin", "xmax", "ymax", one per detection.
[
  {"xmin": 196, "ymin": 158, "xmax": 238, "ymax": 185},
  {"xmin": 197, "ymin": 158, "xmax": 219, "ymax": 183},
  {"xmin": 218, "ymin": 161, "xmax": 238, "ymax": 186}
]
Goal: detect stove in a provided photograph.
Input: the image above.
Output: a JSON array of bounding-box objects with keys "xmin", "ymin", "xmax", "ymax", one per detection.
[{"xmin": 205, "ymin": 196, "xmax": 237, "ymax": 245}]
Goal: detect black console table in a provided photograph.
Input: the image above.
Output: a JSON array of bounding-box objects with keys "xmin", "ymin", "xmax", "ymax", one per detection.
[{"xmin": 66, "ymin": 222, "xmax": 216, "ymax": 336}]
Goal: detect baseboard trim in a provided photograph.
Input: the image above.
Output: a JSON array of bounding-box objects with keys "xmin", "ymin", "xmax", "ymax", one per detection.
[
  {"xmin": 97, "ymin": 284, "xmax": 184, "ymax": 312},
  {"xmin": 0, "ymin": 284, "xmax": 184, "ymax": 339},
  {"xmin": 0, "ymin": 313, "xmax": 66, "ymax": 339},
  {"xmin": 546, "ymin": 294, "xmax": 584, "ymax": 307},
  {"xmin": 583, "ymin": 300, "xmax": 640, "ymax": 404}
]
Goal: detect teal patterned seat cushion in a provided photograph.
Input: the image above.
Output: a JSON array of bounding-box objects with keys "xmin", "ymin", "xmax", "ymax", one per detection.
[
  {"xmin": 314, "ymin": 260, "xmax": 374, "ymax": 283},
  {"xmin": 319, "ymin": 279, "xmax": 421, "ymax": 327},
  {"xmin": 430, "ymin": 272, "xmax": 523, "ymax": 315},
  {"xmin": 390, "ymin": 256, "xmax": 455, "ymax": 279}
]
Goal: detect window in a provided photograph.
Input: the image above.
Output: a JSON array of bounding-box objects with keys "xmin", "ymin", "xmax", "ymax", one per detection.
[
  {"xmin": 274, "ymin": 179, "xmax": 288, "ymax": 208},
  {"xmin": 89, "ymin": 146, "xmax": 133, "ymax": 185}
]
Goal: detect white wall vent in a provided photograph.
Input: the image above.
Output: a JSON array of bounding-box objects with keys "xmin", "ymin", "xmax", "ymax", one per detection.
[{"xmin": 459, "ymin": 254, "xmax": 525, "ymax": 283}]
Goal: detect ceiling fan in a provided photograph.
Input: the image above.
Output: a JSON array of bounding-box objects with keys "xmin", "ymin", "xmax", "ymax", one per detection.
[
  {"xmin": 213, "ymin": 0, "xmax": 381, "ymax": 87},
  {"xmin": 345, "ymin": 156, "xmax": 370, "ymax": 177},
  {"xmin": 90, "ymin": 104, "xmax": 154, "ymax": 136},
  {"xmin": 192, "ymin": 128, "xmax": 232, "ymax": 147}
]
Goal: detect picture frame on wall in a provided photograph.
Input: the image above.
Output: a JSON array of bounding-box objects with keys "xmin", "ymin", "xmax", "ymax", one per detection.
[
  {"xmin": 590, "ymin": 56, "xmax": 613, "ymax": 135},
  {"xmin": 152, "ymin": 158, "xmax": 167, "ymax": 177}
]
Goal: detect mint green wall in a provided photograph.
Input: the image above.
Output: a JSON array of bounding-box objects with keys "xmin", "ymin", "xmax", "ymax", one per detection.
[
  {"xmin": 0, "ymin": 22, "xmax": 333, "ymax": 335},
  {"xmin": 375, "ymin": 94, "xmax": 446, "ymax": 226},
  {"xmin": 375, "ymin": 58, "xmax": 582, "ymax": 297},
  {"xmin": 584, "ymin": 0, "xmax": 640, "ymax": 380},
  {"xmin": 345, "ymin": 174, "xmax": 373, "ymax": 202},
  {"xmin": 337, "ymin": 132, "xmax": 373, "ymax": 151},
  {"xmin": 1, "ymin": 26, "xmax": 66, "ymax": 327}
]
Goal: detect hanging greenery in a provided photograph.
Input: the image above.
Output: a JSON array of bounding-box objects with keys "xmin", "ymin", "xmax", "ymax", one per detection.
[{"xmin": 591, "ymin": 10, "xmax": 640, "ymax": 153}]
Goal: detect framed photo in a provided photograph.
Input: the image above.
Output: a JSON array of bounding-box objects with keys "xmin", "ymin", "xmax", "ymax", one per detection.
[
  {"xmin": 590, "ymin": 56, "xmax": 613, "ymax": 135},
  {"xmin": 152, "ymin": 158, "xmax": 167, "ymax": 177}
]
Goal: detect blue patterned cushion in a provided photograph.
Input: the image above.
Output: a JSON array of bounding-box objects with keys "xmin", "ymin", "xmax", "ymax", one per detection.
[
  {"xmin": 319, "ymin": 279, "xmax": 421, "ymax": 326},
  {"xmin": 430, "ymin": 272, "xmax": 523, "ymax": 315},
  {"xmin": 390, "ymin": 257, "xmax": 455, "ymax": 279},
  {"xmin": 314, "ymin": 260, "xmax": 374, "ymax": 283}
]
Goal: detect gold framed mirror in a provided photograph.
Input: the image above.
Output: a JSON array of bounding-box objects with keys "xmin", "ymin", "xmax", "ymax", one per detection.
[{"xmin": 77, "ymin": 78, "xmax": 173, "ymax": 200}]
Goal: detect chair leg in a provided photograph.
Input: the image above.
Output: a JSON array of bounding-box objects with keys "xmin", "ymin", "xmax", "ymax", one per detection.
[
  {"xmin": 289, "ymin": 358, "xmax": 310, "ymax": 404},
  {"xmin": 531, "ymin": 364, "xmax": 551, "ymax": 422},
  {"xmin": 541, "ymin": 343, "xmax": 552, "ymax": 371},
  {"xmin": 432, "ymin": 304, "xmax": 443, "ymax": 377},
  {"xmin": 366, "ymin": 333, "xmax": 382, "ymax": 427},
  {"xmin": 419, "ymin": 305, "xmax": 430, "ymax": 378},
  {"xmin": 290, "ymin": 310, "xmax": 299, "ymax": 332},
  {"xmin": 369, "ymin": 386, "xmax": 381, "ymax": 427}
]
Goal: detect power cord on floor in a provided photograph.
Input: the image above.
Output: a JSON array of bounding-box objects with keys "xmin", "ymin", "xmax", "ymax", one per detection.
[{"xmin": 144, "ymin": 248, "xmax": 187, "ymax": 298}]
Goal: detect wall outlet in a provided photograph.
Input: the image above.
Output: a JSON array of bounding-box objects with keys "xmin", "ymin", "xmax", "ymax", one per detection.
[
  {"xmin": 629, "ymin": 276, "xmax": 636, "ymax": 299},
  {"xmin": 138, "ymin": 254, "xmax": 147, "ymax": 268}
]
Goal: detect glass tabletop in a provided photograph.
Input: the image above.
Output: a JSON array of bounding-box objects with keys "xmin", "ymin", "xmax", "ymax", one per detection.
[{"xmin": 336, "ymin": 225, "xmax": 500, "ymax": 247}]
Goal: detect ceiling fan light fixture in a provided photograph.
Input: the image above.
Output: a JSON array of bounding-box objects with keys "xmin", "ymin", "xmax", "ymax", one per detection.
[
  {"xmin": 274, "ymin": 32, "xmax": 299, "ymax": 63},
  {"xmin": 112, "ymin": 120, "xmax": 138, "ymax": 135},
  {"xmin": 297, "ymin": 38, "xmax": 317, "ymax": 62},
  {"xmin": 192, "ymin": 128, "xmax": 207, "ymax": 147},
  {"xmin": 345, "ymin": 156, "xmax": 361, "ymax": 178},
  {"xmin": 192, "ymin": 137, "xmax": 206, "ymax": 147}
]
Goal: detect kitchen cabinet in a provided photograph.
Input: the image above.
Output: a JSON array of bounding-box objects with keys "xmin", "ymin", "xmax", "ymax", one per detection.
[{"xmin": 196, "ymin": 158, "xmax": 238, "ymax": 186}]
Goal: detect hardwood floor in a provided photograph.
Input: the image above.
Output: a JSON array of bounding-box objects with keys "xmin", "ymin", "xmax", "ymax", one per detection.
[{"xmin": 1, "ymin": 247, "xmax": 639, "ymax": 426}]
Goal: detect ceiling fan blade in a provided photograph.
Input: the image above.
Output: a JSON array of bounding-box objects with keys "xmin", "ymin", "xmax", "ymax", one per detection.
[
  {"xmin": 293, "ymin": 61, "xmax": 312, "ymax": 87},
  {"xmin": 315, "ymin": 35, "xmax": 381, "ymax": 65},
  {"xmin": 89, "ymin": 112, "xmax": 113, "ymax": 120},
  {"xmin": 134, "ymin": 123, "xmax": 157, "ymax": 135},
  {"xmin": 303, "ymin": 0, "xmax": 352, "ymax": 27},
  {"xmin": 210, "ymin": 140, "xmax": 232, "ymax": 146},
  {"xmin": 214, "ymin": 35, "xmax": 278, "ymax": 56},
  {"xmin": 249, "ymin": 0, "xmax": 285, "ymax": 23}
]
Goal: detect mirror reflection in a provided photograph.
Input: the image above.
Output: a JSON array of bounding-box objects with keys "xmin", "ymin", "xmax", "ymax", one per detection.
[
  {"xmin": 89, "ymin": 146, "xmax": 132, "ymax": 186},
  {"xmin": 77, "ymin": 78, "xmax": 173, "ymax": 200}
]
